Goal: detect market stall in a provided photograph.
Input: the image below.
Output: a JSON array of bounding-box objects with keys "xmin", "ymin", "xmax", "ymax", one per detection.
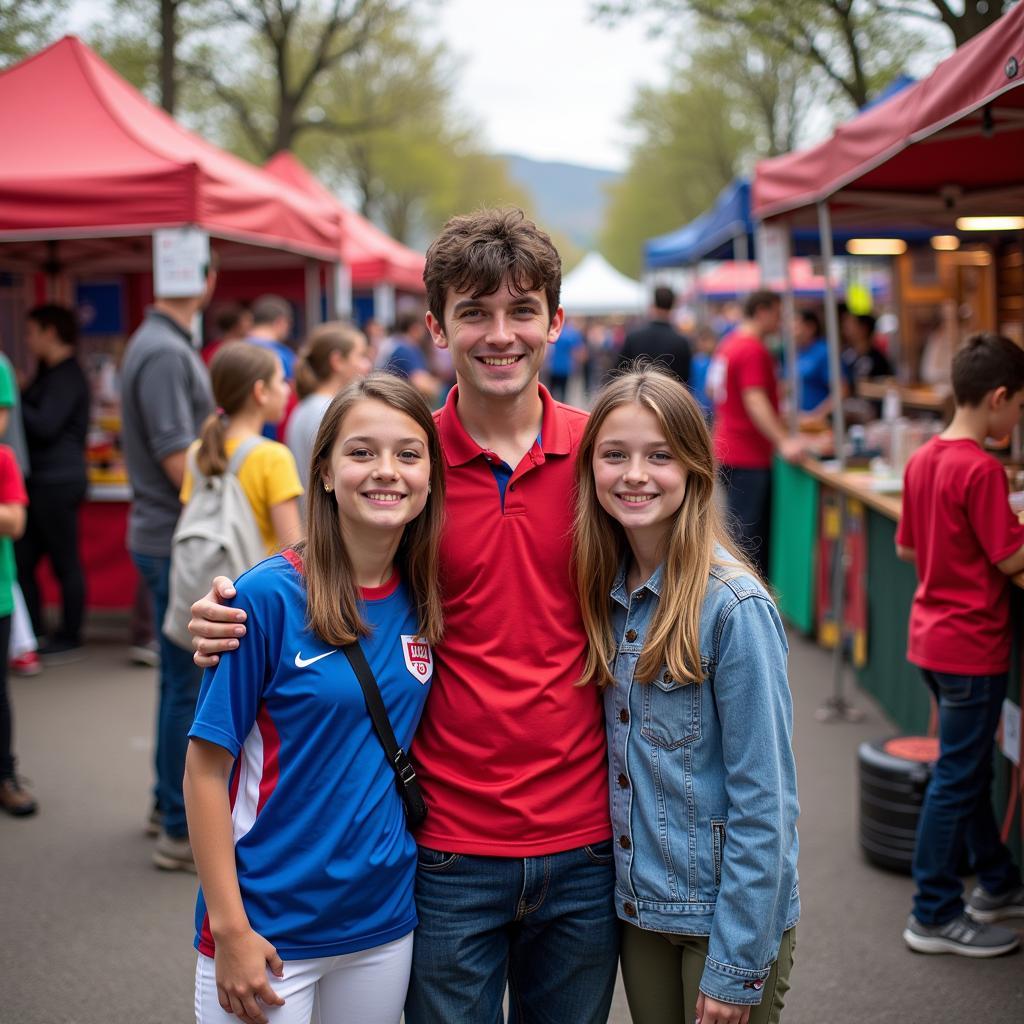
[
  {"xmin": 0, "ymin": 36, "xmax": 342, "ymax": 612},
  {"xmin": 753, "ymin": 4, "xmax": 1024, "ymax": 852}
]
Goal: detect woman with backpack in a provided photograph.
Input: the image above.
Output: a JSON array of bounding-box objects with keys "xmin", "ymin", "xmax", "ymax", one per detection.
[
  {"xmin": 160, "ymin": 343, "xmax": 305, "ymax": 656},
  {"xmin": 184, "ymin": 373, "xmax": 445, "ymax": 1024}
]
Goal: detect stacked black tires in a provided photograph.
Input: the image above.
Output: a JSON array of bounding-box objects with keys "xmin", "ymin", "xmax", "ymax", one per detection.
[{"xmin": 858, "ymin": 736, "xmax": 938, "ymax": 874}]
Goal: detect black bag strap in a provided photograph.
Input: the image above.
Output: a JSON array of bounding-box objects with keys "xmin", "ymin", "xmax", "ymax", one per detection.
[
  {"xmin": 281, "ymin": 548, "xmax": 427, "ymax": 826},
  {"xmin": 342, "ymin": 643, "xmax": 428, "ymax": 827}
]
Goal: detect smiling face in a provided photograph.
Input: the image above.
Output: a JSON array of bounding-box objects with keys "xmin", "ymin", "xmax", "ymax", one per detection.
[
  {"xmin": 592, "ymin": 402, "xmax": 688, "ymax": 550},
  {"xmin": 321, "ymin": 398, "xmax": 431, "ymax": 543},
  {"xmin": 425, "ymin": 278, "xmax": 564, "ymax": 402}
]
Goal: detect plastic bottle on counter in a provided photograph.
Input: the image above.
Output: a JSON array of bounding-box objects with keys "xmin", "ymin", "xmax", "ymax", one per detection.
[{"xmin": 883, "ymin": 382, "xmax": 902, "ymax": 423}]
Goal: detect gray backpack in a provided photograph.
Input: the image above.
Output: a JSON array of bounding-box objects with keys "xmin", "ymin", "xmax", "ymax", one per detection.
[{"xmin": 162, "ymin": 435, "xmax": 268, "ymax": 649}]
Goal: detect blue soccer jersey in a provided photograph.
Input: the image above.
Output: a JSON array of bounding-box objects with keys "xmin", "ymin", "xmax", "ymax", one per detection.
[{"xmin": 189, "ymin": 553, "xmax": 433, "ymax": 959}]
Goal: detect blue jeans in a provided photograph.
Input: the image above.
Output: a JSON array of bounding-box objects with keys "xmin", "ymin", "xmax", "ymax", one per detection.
[
  {"xmin": 719, "ymin": 465, "xmax": 772, "ymax": 579},
  {"xmin": 131, "ymin": 551, "xmax": 204, "ymax": 839},
  {"xmin": 912, "ymin": 670, "xmax": 1021, "ymax": 925},
  {"xmin": 405, "ymin": 841, "xmax": 620, "ymax": 1024}
]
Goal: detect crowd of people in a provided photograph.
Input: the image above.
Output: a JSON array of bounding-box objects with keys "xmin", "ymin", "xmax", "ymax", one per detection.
[{"xmin": 2, "ymin": 207, "xmax": 1023, "ymax": 1024}]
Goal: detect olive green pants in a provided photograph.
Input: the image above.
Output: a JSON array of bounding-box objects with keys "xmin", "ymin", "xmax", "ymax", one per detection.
[{"xmin": 620, "ymin": 924, "xmax": 796, "ymax": 1024}]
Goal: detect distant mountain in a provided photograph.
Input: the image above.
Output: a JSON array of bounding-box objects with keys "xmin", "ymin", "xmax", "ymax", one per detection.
[{"xmin": 501, "ymin": 154, "xmax": 620, "ymax": 250}]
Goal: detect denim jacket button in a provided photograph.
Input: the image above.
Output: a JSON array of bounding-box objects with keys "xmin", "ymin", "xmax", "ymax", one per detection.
[
  {"xmin": 617, "ymin": 773, "xmax": 629, "ymax": 789},
  {"xmin": 623, "ymin": 901, "xmax": 638, "ymax": 917},
  {"xmin": 625, "ymin": 629, "xmax": 638, "ymax": 642},
  {"xmin": 663, "ymin": 671, "xmax": 672, "ymax": 683},
  {"xmin": 619, "ymin": 835, "xmax": 631, "ymax": 850},
  {"xmin": 618, "ymin": 708, "xmax": 629, "ymax": 724}
]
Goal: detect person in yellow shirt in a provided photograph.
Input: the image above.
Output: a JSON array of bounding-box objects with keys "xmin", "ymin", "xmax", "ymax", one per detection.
[{"xmin": 182, "ymin": 343, "xmax": 303, "ymax": 555}]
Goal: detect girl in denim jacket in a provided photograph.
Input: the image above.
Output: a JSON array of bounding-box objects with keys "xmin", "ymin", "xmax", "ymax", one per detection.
[{"xmin": 573, "ymin": 368, "xmax": 799, "ymax": 1024}]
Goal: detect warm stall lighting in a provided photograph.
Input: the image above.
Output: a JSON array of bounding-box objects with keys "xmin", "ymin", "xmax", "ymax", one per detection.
[
  {"xmin": 845, "ymin": 238, "xmax": 908, "ymax": 256},
  {"xmin": 955, "ymin": 216, "xmax": 1024, "ymax": 231},
  {"xmin": 930, "ymin": 235, "xmax": 960, "ymax": 251}
]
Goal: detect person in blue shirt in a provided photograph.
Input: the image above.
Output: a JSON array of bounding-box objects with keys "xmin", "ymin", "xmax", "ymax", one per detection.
[
  {"xmin": 688, "ymin": 323, "xmax": 718, "ymax": 419},
  {"xmin": 546, "ymin": 317, "xmax": 585, "ymax": 403},
  {"xmin": 572, "ymin": 367, "xmax": 799, "ymax": 1024},
  {"xmin": 385, "ymin": 313, "xmax": 441, "ymax": 405},
  {"xmin": 183, "ymin": 372, "xmax": 445, "ymax": 1024}
]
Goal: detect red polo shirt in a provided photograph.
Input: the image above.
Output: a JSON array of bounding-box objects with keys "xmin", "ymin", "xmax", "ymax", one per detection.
[{"xmin": 411, "ymin": 386, "xmax": 611, "ymax": 856}]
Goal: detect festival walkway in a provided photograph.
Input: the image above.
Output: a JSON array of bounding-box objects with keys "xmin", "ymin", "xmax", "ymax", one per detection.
[{"xmin": 2, "ymin": 620, "xmax": 1022, "ymax": 1023}]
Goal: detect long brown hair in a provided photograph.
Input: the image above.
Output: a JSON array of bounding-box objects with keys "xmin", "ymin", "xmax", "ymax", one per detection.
[
  {"xmin": 294, "ymin": 372, "xmax": 445, "ymax": 647},
  {"xmin": 196, "ymin": 342, "xmax": 279, "ymax": 475},
  {"xmin": 294, "ymin": 322, "xmax": 366, "ymax": 400},
  {"xmin": 573, "ymin": 366, "xmax": 750, "ymax": 688}
]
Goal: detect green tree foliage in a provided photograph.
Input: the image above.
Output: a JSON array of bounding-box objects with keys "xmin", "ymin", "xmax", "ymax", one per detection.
[
  {"xmin": 0, "ymin": 0, "xmax": 68, "ymax": 67},
  {"xmin": 600, "ymin": 72, "xmax": 755, "ymax": 277},
  {"xmin": 595, "ymin": 0, "xmax": 923, "ymax": 109}
]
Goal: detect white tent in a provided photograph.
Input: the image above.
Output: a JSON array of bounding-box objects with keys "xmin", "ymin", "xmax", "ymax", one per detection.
[{"xmin": 559, "ymin": 252, "xmax": 646, "ymax": 317}]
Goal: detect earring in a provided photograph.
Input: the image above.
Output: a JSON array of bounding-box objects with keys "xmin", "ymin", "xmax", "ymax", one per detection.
[
  {"xmin": 324, "ymin": 483, "xmax": 332, "ymax": 492},
  {"xmin": 427, "ymin": 485, "xmax": 432, "ymax": 495}
]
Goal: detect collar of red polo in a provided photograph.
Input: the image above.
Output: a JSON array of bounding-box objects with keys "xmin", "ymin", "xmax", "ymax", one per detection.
[{"xmin": 436, "ymin": 383, "xmax": 573, "ymax": 467}]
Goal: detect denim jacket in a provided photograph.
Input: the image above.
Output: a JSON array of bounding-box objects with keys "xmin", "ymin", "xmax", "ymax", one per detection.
[{"xmin": 605, "ymin": 557, "xmax": 800, "ymax": 1006}]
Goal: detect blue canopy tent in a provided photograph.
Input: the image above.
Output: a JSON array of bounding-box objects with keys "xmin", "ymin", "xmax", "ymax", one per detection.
[
  {"xmin": 645, "ymin": 179, "xmax": 752, "ymax": 268},
  {"xmin": 644, "ymin": 178, "xmax": 941, "ymax": 269}
]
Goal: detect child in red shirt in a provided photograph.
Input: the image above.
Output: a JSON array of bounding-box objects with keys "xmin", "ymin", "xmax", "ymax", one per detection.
[
  {"xmin": 0, "ymin": 442, "xmax": 33, "ymax": 815},
  {"xmin": 896, "ymin": 332, "xmax": 1024, "ymax": 957}
]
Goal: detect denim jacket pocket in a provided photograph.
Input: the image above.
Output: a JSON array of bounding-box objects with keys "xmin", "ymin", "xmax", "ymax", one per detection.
[{"xmin": 641, "ymin": 671, "xmax": 703, "ymax": 749}]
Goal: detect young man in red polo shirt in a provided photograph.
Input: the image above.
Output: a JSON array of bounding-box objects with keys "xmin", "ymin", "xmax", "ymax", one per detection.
[
  {"xmin": 708, "ymin": 289, "xmax": 806, "ymax": 577},
  {"xmin": 189, "ymin": 209, "xmax": 618, "ymax": 1023}
]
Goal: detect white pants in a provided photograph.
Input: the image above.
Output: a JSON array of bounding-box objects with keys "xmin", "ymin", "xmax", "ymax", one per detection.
[{"xmin": 195, "ymin": 932, "xmax": 413, "ymax": 1024}]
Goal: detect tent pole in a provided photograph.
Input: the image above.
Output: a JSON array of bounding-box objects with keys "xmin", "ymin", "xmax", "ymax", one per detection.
[
  {"xmin": 305, "ymin": 259, "xmax": 320, "ymax": 329},
  {"xmin": 816, "ymin": 200, "xmax": 861, "ymax": 723},
  {"xmin": 781, "ymin": 227, "xmax": 798, "ymax": 432}
]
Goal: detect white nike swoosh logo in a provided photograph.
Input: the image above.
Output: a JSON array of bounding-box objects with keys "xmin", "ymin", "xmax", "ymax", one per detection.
[{"xmin": 294, "ymin": 650, "xmax": 337, "ymax": 669}]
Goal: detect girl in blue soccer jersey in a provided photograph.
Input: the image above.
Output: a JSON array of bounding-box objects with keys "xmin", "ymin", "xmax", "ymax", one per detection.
[
  {"xmin": 572, "ymin": 368, "xmax": 799, "ymax": 1024},
  {"xmin": 184, "ymin": 373, "xmax": 445, "ymax": 1024}
]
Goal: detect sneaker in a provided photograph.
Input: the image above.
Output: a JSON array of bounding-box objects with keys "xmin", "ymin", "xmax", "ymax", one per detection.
[
  {"xmin": 903, "ymin": 913, "xmax": 1020, "ymax": 957},
  {"xmin": 966, "ymin": 884, "xmax": 1024, "ymax": 923},
  {"xmin": 0, "ymin": 775, "xmax": 38, "ymax": 816},
  {"xmin": 130, "ymin": 643, "xmax": 160, "ymax": 668},
  {"xmin": 152, "ymin": 830, "xmax": 196, "ymax": 872},
  {"xmin": 9, "ymin": 651, "xmax": 42, "ymax": 676},
  {"xmin": 38, "ymin": 639, "xmax": 86, "ymax": 665},
  {"xmin": 145, "ymin": 803, "xmax": 162, "ymax": 838}
]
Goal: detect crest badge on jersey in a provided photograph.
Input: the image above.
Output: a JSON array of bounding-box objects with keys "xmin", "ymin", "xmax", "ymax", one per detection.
[{"xmin": 401, "ymin": 635, "xmax": 433, "ymax": 684}]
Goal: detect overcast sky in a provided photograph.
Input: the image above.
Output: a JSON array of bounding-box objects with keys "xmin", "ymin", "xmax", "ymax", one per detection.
[{"xmin": 428, "ymin": 0, "xmax": 674, "ymax": 171}]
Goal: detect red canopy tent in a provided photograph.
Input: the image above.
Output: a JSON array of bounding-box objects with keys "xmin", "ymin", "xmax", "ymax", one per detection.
[
  {"xmin": 264, "ymin": 152, "xmax": 425, "ymax": 293},
  {"xmin": 693, "ymin": 259, "xmax": 837, "ymax": 299},
  {"xmin": 753, "ymin": 4, "xmax": 1024, "ymax": 227},
  {"xmin": 0, "ymin": 36, "xmax": 340, "ymax": 271}
]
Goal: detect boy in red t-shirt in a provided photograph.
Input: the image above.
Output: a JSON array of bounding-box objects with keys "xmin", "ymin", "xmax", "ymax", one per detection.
[{"xmin": 897, "ymin": 333, "xmax": 1024, "ymax": 957}]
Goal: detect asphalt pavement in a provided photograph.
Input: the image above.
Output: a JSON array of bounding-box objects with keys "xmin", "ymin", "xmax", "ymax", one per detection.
[{"xmin": 2, "ymin": 620, "xmax": 1022, "ymax": 1023}]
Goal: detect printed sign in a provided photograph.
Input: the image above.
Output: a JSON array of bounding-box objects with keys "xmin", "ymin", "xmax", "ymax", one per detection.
[
  {"xmin": 756, "ymin": 223, "xmax": 790, "ymax": 286},
  {"xmin": 401, "ymin": 635, "xmax": 433, "ymax": 684},
  {"xmin": 153, "ymin": 228, "xmax": 210, "ymax": 299}
]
